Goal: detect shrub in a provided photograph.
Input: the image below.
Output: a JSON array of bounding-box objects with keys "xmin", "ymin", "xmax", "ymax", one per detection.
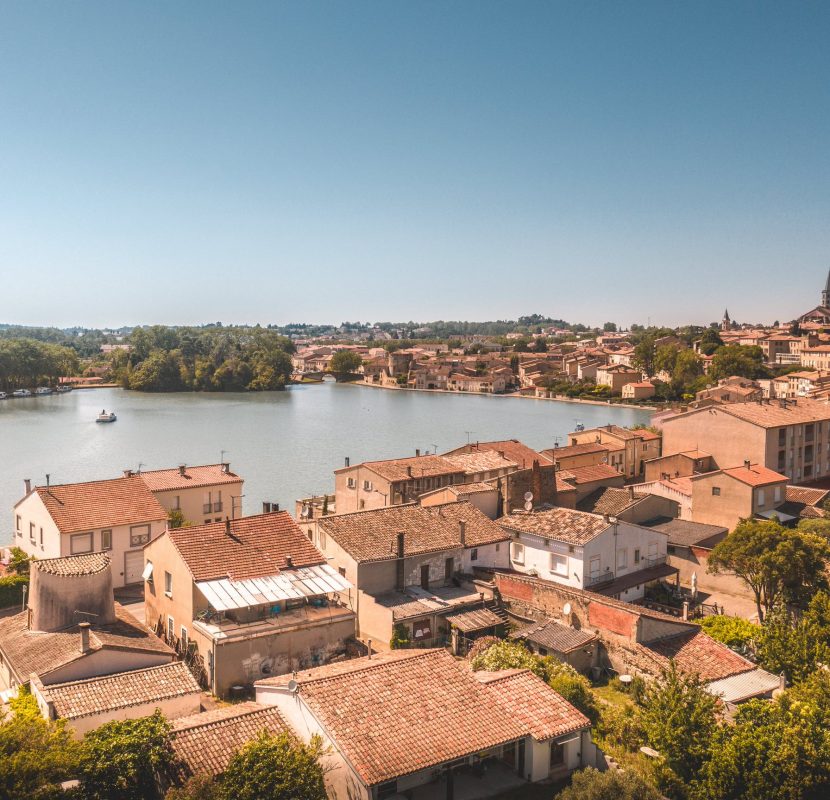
[
  {"xmin": 0, "ymin": 573, "xmax": 29, "ymax": 610},
  {"xmin": 595, "ymin": 705, "xmax": 645, "ymax": 752},
  {"xmin": 556, "ymin": 767, "xmax": 662, "ymax": 800},
  {"xmin": 389, "ymin": 623, "xmax": 410, "ymax": 649},
  {"xmin": 700, "ymin": 615, "xmax": 759, "ymax": 650}
]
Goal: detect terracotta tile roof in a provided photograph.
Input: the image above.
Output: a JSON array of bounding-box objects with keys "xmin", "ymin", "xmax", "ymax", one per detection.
[
  {"xmin": 443, "ymin": 606, "xmax": 503, "ymax": 633},
  {"xmin": 172, "ymin": 702, "xmax": 291, "ymax": 777},
  {"xmin": 443, "ymin": 450, "xmax": 515, "ymax": 474},
  {"xmin": 30, "ymin": 476, "xmax": 166, "ymax": 534},
  {"xmin": 448, "ymin": 482, "xmax": 498, "ymax": 497},
  {"xmin": 499, "ymin": 508, "xmax": 610, "ymax": 545},
  {"xmin": 718, "ymin": 464, "xmax": 787, "ymax": 487},
  {"xmin": 255, "ymin": 650, "xmax": 421, "ymax": 687},
  {"xmin": 474, "ymin": 669, "xmax": 589, "ymax": 741},
  {"xmin": 138, "ymin": 464, "xmax": 242, "ymax": 492},
  {"xmin": 541, "ymin": 443, "xmax": 612, "ymax": 459},
  {"xmin": 317, "ymin": 501, "xmax": 509, "ymax": 563},
  {"xmin": 443, "ymin": 440, "xmax": 552, "ymax": 469},
  {"xmin": 637, "ymin": 630, "xmax": 754, "ymax": 681},
  {"xmin": 576, "ymin": 487, "xmax": 645, "ymax": 516},
  {"xmin": 510, "ymin": 618, "xmax": 597, "ymax": 653},
  {"xmin": 35, "ymin": 661, "xmax": 199, "ymax": 721},
  {"xmin": 274, "ymin": 649, "xmax": 584, "ymax": 785},
  {"xmin": 0, "ymin": 603, "xmax": 172, "ymax": 683},
  {"xmin": 786, "ymin": 485, "xmax": 829, "ymax": 506},
  {"xmin": 32, "ymin": 553, "xmax": 110, "ymax": 577},
  {"xmin": 342, "ymin": 455, "xmax": 464, "ymax": 483},
  {"xmin": 564, "ymin": 464, "xmax": 624, "ymax": 484},
  {"xmin": 667, "ymin": 399, "xmax": 830, "ymax": 429},
  {"xmin": 168, "ymin": 511, "xmax": 324, "ymax": 582}
]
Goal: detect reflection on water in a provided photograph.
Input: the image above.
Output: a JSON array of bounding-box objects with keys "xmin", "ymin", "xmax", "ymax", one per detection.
[{"xmin": 0, "ymin": 384, "xmax": 651, "ymax": 541}]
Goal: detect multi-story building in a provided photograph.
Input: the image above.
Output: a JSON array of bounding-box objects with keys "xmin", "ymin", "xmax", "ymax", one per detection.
[
  {"xmin": 595, "ymin": 364, "xmax": 642, "ymax": 393},
  {"xmin": 566, "ymin": 425, "xmax": 662, "ymax": 479},
  {"xmin": 142, "ymin": 511, "xmax": 354, "ymax": 696},
  {"xmin": 660, "ymin": 398, "xmax": 830, "ymax": 483}
]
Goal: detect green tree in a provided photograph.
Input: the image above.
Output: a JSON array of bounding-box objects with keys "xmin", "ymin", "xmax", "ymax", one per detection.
[
  {"xmin": 654, "ymin": 344, "xmax": 680, "ymax": 376},
  {"xmin": 697, "ymin": 328, "xmax": 724, "ymax": 356},
  {"xmin": 708, "ymin": 520, "xmax": 830, "ymax": 621},
  {"xmin": 699, "ymin": 615, "xmax": 760, "ymax": 650},
  {"xmin": 167, "ymin": 509, "xmax": 189, "ymax": 529},
  {"xmin": 165, "ymin": 773, "xmax": 221, "ymax": 800},
  {"xmin": 709, "ymin": 345, "xmax": 766, "ymax": 381},
  {"xmin": 6, "ymin": 546, "xmax": 32, "ymax": 576},
  {"xmin": 640, "ymin": 662, "xmax": 717, "ymax": 782},
  {"xmin": 556, "ymin": 767, "xmax": 662, "ymax": 800},
  {"xmin": 128, "ymin": 350, "xmax": 185, "ymax": 392},
  {"xmin": 632, "ymin": 334, "xmax": 658, "ymax": 376},
  {"xmin": 0, "ymin": 690, "xmax": 80, "ymax": 800},
  {"xmin": 672, "ymin": 349, "xmax": 704, "ymax": 390},
  {"xmin": 219, "ymin": 732, "xmax": 327, "ymax": 800},
  {"xmin": 329, "ymin": 350, "xmax": 363, "ymax": 373},
  {"xmin": 78, "ymin": 711, "xmax": 175, "ymax": 800},
  {"xmin": 797, "ymin": 517, "xmax": 830, "ymax": 537},
  {"xmin": 603, "ymin": 322, "xmax": 618, "ymax": 332}
]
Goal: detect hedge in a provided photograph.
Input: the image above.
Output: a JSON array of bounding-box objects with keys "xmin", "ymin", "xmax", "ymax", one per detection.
[{"xmin": 0, "ymin": 574, "xmax": 29, "ymax": 609}]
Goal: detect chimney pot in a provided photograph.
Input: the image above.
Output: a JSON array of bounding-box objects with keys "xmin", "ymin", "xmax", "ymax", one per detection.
[
  {"xmin": 744, "ymin": 459, "xmax": 751, "ymax": 470},
  {"xmin": 262, "ymin": 502, "xmax": 271, "ymax": 514},
  {"xmin": 415, "ymin": 448, "xmax": 420, "ymax": 457},
  {"xmin": 225, "ymin": 518, "xmax": 231, "ymax": 536},
  {"xmin": 273, "ymin": 503, "xmax": 279, "ymax": 512},
  {"xmin": 24, "ymin": 478, "xmax": 31, "ymax": 494},
  {"xmin": 221, "ymin": 462, "xmax": 229, "ymax": 474},
  {"xmin": 123, "ymin": 469, "xmax": 133, "ymax": 478},
  {"xmin": 286, "ymin": 555, "xmax": 293, "ymax": 568},
  {"xmin": 179, "ymin": 464, "xmax": 186, "ymax": 476},
  {"xmin": 79, "ymin": 621, "xmax": 91, "ymax": 654},
  {"xmin": 367, "ymin": 639, "xmax": 372, "ymax": 659},
  {"xmin": 45, "ymin": 474, "xmax": 50, "ymax": 487},
  {"xmin": 396, "ymin": 531, "xmax": 405, "ymax": 558},
  {"xmin": 345, "ymin": 456, "xmax": 350, "ymax": 468}
]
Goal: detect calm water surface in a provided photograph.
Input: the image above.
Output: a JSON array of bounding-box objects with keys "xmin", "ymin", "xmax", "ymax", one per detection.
[{"xmin": 0, "ymin": 384, "xmax": 651, "ymax": 542}]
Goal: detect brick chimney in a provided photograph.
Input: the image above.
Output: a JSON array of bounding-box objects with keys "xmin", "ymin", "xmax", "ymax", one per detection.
[
  {"xmin": 178, "ymin": 464, "xmax": 186, "ymax": 476},
  {"xmin": 459, "ymin": 520, "xmax": 466, "ymax": 547},
  {"xmin": 24, "ymin": 478, "xmax": 31, "ymax": 494},
  {"xmin": 531, "ymin": 459, "xmax": 542, "ymax": 506}
]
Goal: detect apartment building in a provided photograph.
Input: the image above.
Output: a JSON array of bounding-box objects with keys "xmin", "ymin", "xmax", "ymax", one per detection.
[
  {"xmin": 661, "ymin": 398, "xmax": 830, "ymax": 483},
  {"xmin": 566, "ymin": 425, "xmax": 662, "ymax": 479}
]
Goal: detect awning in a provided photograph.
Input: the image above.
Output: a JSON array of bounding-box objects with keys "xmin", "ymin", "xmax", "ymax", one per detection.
[
  {"xmin": 707, "ymin": 668, "xmax": 781, "ymax": 704},
  {"xmin": 443, "ymin": 606, "xmax": 503, "ymax": 633},
  {"xmin": 756, "ymin": 509, "xmax": 797, "ymax": 523},
  {"xmin": 197, "ymin": 563, "xmax": 352, "ymax": 612},
  {"xmin": 142, "ymin": 561, "xmax": 154, "ymax": 581}
]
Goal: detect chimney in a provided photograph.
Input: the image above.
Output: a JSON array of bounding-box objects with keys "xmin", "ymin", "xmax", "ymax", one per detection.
[
  {"xmin": 744, "ymin": 459, "xmax": 751, "ymax": 470},
  {"xmin": 603, "ymin": 514, "xmax": 610, "ymax": 524},
  {"xmin": 273, "ymin": 503, "xmax": 280, "ymax": 512},
  {"xmin": 367, "ymin": 639, "xmax": 373, "ymax": 659},
  {"xmin": 406, "ymin": 466, "xmax": 413, "ymax": 477},
  {"xmin": 221, "ymin": 462, "xmax": 230, "ymax": 474},
  {"xmin": 123, "ymin": 469, "xmax": 133, "ymax": 478},
  {"xmin": 628, "ymin": 486, "xmax": 635, "ymax": 500},
  {"xmin": 178, "ymin": 464, "xmax": 186, "ymax": 476},
  {"xmin": 24, "ymin": 478, "xmax": 31, "ymax": 494},
  {"xmin": 415, "ymin": 448, "xmax": 420, "ymax": 457},
  {"xmin": 459, "ymin": 520, "xmax": 466, "ymax": 547},
  {"xmin": 345, "ymin": 456, "xmax": 350, "ymax": 468},
  {"xmin": 286, "ymin": 555, "xmax": 293, "ymax": 568},
  {"xmin": 498, "ymin": 450, "xmax": 505, "ymax": 459},
  {"xmin": 396, "ymin": 531, "xmax": 405, "ymax": 591},
  {"xmin": 225, "ymin": 518, "xmax": 232, "ymax": 536},
  {"xmin": 262, "ymin": 502, "xmax": 271, "ymax": 514},
  {"xmin": 682, "ymin": 601, "xmax": 689, "ymax": 621},
  {"xmin": 45, "ymin": 474, "xmax": 50, "ymax": 487},
  {"xmin": 79, "ymin": 622, "xmax": 91, "ymax": 654}
]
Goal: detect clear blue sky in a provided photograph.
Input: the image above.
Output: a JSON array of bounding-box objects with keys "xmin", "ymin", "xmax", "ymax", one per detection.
[{"xmin": 1, "ymin": 1, "xmax": 828, "ymax": 329}]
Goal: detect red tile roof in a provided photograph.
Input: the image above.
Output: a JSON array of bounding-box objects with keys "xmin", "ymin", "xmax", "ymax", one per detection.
[
  {"xmin": 339, "ymin": 454, "xmax": 464, "ymax": 482},
  {"xmin": 563, "ymin": 464, "xmax": 624, "ymax": 484},
  {"xmin": 172, "ymin": 702, "xmax": 291, "ymax": 777},
  {"xmin": 138, "ymin": 464, "xmax": 242, "ymax": 492},
  {"xmin": 168, "ymin": 512, "xmax": 324, "ymax": 582},
  {"xmin": 719, "ymin": 464, "xmax": 787, "ymax": 487},
  {"xmin": 474, "ymin": 669, "xmax": 589, "ymax": 740},
  {"xmin": 34, "ymin": 662, "xmax": 199, "ymax": 721},
  {"xmin": 317, "ymin": 501, "xmax": 508, "ymax": 563},
  {"xmin": 265, "ymin": 649, "xmax": 586, "ymax": 786},
  {"xmin": 500, "ymin": 508, "xmax": 611, "ymax": 545},
  {"xmin": 443, "ymin": 440, "xmax": 552, "ymax": 469},
  {"xmin": 637, "ymin": 630, "xmax": 754, "ymax": 681},
  {"xmin": 29, "ymin": 476, "xmax": 166, "ymax": 534}
]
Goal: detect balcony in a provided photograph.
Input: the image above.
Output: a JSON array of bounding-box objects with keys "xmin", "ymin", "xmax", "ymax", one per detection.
[
  {"xmin": 645, "ymin": 554, "xmax": 667, "ymax": 568},
  {"xmin": 586, "ymin": 571, "xmax": 614, "ymax": 588},
  {"xmin": 192, "ymin": 600, "xmax": 355, "ymax": 644}
]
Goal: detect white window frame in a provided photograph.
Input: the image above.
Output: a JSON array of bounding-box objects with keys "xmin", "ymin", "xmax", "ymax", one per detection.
[
  {"xmin": 617, "ymin": 549, "xmax": 628, "ymax": 570},
  {"xmin": 29, "ymin": 522, "xmax": 35, "ymax": 542},
  {"xmin": 167, "ymin": 615, "xmax": 174, "ymax": 641},
  {"xmin": 15, "ymin": 515, "xmax": 21, "ymax": 536},
  {"xmin": 512, "ymin": 542, "xmax": 525, "ymax": 565},
  {"xmin": 757, "ymin": 488, "xmax": 765, "ymax": 507},
  {"xmin": 101, "ymin": 529, "xmax": 112, "ymax": 551},
  {"xmin": 550, "ymin": 552, "xmax": 568, "ymax": 576},
  {"xmin": 130, "ymin": 525, "xmax": 151, "ymax": 547},
  {"xmin": 70, "ymin": 532, "xmax": 94, "ymax": 554},
  {"xmin": 164, "ymin": 571, "xmax": 173, "ymax": 597}
]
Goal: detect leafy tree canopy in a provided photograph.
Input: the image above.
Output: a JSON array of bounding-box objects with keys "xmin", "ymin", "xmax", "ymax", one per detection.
[
  {"xmin": 329, "ymin": 350, "xmax": 363, "ymax": 373},
  {"xmin": 556, "ymin": 767, "xmax": 662, "ymax": 800}
]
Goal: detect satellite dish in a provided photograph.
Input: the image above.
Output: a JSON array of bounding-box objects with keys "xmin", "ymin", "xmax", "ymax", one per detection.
[
  {"xmin": 524, "ymin": 500, "xmax": 533, "ymax": 511},
  {"xmin": 300, "ymin": 507, "xmax": 309, "ymax": 518},
  {"xmin": 524, "ymin": 491, "xmax": 533, "ymax": 502},
  {"xmin": 563, "ymin": 603, "xmax": 572, "ymax": 616},
  {"xmin": 287, "ymin": 679, "xmax": 299, "ymax": 693}
]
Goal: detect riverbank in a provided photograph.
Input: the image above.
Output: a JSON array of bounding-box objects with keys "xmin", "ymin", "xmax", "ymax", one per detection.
[{"xmin": 353, "ymin": 380, "xmax": 658, "ymax": 412}]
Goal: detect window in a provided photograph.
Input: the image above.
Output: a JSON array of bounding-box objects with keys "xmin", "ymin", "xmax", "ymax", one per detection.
[
  {"xmin": 550, "ymin": 741, "xmax": 565, "ymax": 767},
  {"xmin": 15, "ymin": 515, "xmax": 21, "ymax": 536},
  {"xmin": 779, "ymin": 429, "xmax": 787, "ymax": 447},
  {"xmin": 29, "ymin": 522, "xmax": 35, "ymax": 541},
  {"xmin": 359, "ymin": 499, "xmax": 365, "ymax": 510},
  {"xmin": 213, "ymin": 491, "xmax": 223, "ymax": 512},
  {"xmin": 634, "ymin": 548, "xmax": 641, "ymax": 565},
  {"xmin": 617, "ymin": 549, "xmax": 627, "ymax": 570},
  {"xmin": 130, "ymin": 525, "xmax": 151, "ymax": 547},
  {"xmin": 550, "ymin": 552, "xmax": 567, "ymax": 576},
  {"xmin": 167, "ymin": 616, "xmax": 174, "ymax": 641},
  {"xmin": 203, "ymin": 491, "xmax": 212, "ymax": 514},
  {"xmin": 589, "ymin": 556, "xmax": 600, "ymax": 580},
  {"xmin": 39, "ymin": 527, "xmax": 43, "ymax": 546},
  {"xmin": 70, "ymin": 532, "xmax": 93, "ymax": 554},
  {"xmin": 174, "ymin": 495, "xmax": 181, "ymax": 510},
  {"xmin": 756, "ymin": 489, "xmax": 765, "ymax": 507},
  {"xmin": 164, "ymin": 571, "xmax": 173, "ymax": 596},
  {"xmin": 347, "ymin": 477, "xmax": 356, "ymax": 489},
  {"xmin": 512, "ymin": 542, "xmax": 525, "ymax": 565},
  {"xmin": 712, "ymin": 487, "xmax": 721, "ymax": 496},
  {"xmin": 471, "ymin": 547, "xmax": 479, "ymax": 561},
  {"xmin": 101, "ymin": 529, "xmax": 112, "ymax": 551},
  {"xmin": 338, "ymin": 566, "xmax": 346, "ymax": 578},
  {"xmin": 363, "ymin": 480, "xmax": 373, "ymax": 491},
  {"xmin": 319, "ymin": 530, "xmax": 327, "ymax": 549},
  {"xmin": 180, "ymin": 626, "xmax": 188, "ymax": 649}
]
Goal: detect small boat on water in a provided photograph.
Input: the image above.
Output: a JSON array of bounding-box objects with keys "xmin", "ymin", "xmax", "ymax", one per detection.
[
  {"xmin": 35, "ymin": 387, "xmax": 53, "ymax": 395},
  {"xmin": 56, "ymin": 385, "xmax": 73, "ymax": 393},
  {"xmin": 0, "ymin": 392, "xmax": 6, "ymax": 400},
  {"xmin": 96, "ymin": 410, "xmax": 117, "ymax": 423},
  {"xmin": 12, "ymin": 389, "xmax": 31, "ymax": 398}
]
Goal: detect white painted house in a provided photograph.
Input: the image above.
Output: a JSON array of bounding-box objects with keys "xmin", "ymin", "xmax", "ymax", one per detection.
[{"xmin": 499, "ymin": 508, "xmax": 673, "ymax": 602}]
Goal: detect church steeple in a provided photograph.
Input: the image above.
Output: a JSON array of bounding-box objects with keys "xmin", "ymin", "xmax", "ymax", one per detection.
[
  {"xmin": 822, "ymin": 269, "xmax": 830, "ymax": 308},
  {"xmin": 722, "ymin": 308, "xmax": 731, "ymax": 331}
]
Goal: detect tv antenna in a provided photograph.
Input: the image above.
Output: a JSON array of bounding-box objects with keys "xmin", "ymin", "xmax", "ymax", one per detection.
[{"xmin": 465, "ymin": 430, "xmax": 475, "ymax": 444}]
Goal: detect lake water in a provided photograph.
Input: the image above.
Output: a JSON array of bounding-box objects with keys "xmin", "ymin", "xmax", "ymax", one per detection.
[{"xmin": 0, "ymin": 384, "xmax": 651, "ymax": 542}]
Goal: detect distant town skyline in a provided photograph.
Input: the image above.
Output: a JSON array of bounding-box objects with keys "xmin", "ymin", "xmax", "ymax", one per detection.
[{"xmin": 1, "ymin": 2, "xmax": 828, "ymax": 329}]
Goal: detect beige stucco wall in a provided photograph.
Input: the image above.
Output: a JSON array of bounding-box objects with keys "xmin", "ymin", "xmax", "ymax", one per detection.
[
  {"xmin": 690, "ymin": 473, "xmax": 785, "ymax": 529},
  {"xmin": 14, "ymin": 492, "xmax": 165, "ymax": 588},
  {"xmin": 152, "ymin": 479, "xmax": 243, "ymax": 526},
  {"xmin": 57, "ymin": 694, "xmax": 200, "ymax": 738}
]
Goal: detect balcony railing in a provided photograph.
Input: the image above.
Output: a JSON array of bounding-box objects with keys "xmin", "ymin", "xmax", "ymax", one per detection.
[
  {"xmin": 645, "ymin": 554, "xmax": 667, "ymax": 568},
  {"xmin": 587, "ymin": 571, "xmax": 614, "ymax": 587}
]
